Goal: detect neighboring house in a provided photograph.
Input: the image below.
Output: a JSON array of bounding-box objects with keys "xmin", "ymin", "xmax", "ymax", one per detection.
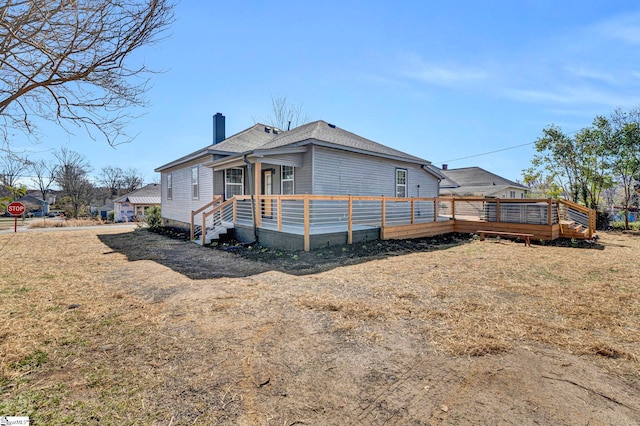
[
  {"xmin": 16, "ymin": 194, "xmax": 47, "ymax": 215},
  {"xmin": 98, "ymin": 202, "xmax": 114, "ymax": 220},
  {"xmin": 26, "ymin": 189, "xmax": 58, "ymax": 206},
  {"xmin": 113, "ymin": 183, "xmax": 161, "ymax": 222},
  {"xmin": 439, "ymin": 166, "xmax": 529, "ymax": 198},
  {"xmin": 155, "ymin": 113, "xmax": 445, "ymax": 232}
]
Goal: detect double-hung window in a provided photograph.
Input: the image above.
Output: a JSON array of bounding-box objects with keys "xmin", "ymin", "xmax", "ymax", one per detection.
[
  {"xmin": 192, "ymin": 167, "xmax": 199, "ymax": 199},
  {"xmin": 167, "ymin": 173, "xmax": 172, "ymax": 200},
  {"xmin": 396, "ymin": 169, "xmax": 407, "ymax": 197},
  {"xmin": 281, "ymin": 165, "xmax": 295, "ymax": 195},
  {"xmin": 225, "ymin": 168, "xmax": 244, "ymax": 199}
]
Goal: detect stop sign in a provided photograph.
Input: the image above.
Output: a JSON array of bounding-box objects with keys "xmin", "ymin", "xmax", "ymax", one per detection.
[{"xmin": 7, "ymin": 201, "xmax": 25, "ymax": 216}]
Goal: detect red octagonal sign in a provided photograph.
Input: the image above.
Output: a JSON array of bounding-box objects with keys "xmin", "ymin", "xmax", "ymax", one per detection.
[{"xmin": 7, "ymin": 201, "xmax": 25, "ymax": 216}]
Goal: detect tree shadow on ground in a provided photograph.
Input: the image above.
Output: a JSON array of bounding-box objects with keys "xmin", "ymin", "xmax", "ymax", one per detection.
[{"xmin": 97, "ymin": 228, "xmax": 474, "ymax": 279}]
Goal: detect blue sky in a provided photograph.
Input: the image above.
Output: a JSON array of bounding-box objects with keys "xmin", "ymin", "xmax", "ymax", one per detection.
[{"xmin": 16, "ymin": 1, "xmax": 640, "ymax": 186}]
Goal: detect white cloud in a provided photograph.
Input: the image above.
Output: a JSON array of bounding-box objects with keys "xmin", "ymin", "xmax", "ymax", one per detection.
[
  {"xmin": 398, "ymin": 53, "xmax": 488, "ymax": 86},
  {"xmin": 504, "ymin": 85, "xmax": 640, "ymax": 109},
  {"xmin": 563, "ymin": 66, "xmax": 616, "ymax": 84},
  {"xmin": 596, "ymin": 13, "xmax": 640, "ymax": 45}
]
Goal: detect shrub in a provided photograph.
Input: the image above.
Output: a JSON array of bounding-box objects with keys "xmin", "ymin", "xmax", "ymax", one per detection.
[
  {"xmin": 145, "ymin": 206, "xmax": 162, "ymax": 229},
  {"xmin": 609, "ymin": 221, "xmax": 640, "ymax": 231}
]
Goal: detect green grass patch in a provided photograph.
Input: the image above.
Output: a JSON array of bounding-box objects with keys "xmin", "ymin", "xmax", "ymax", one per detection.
[{"xmin": 10, "ymin": 350, "xmax": 48, "ymax": 371}]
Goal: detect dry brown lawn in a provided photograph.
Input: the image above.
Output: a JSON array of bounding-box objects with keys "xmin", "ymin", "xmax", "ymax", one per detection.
[{"xmin": 0, "ymin": 227, "xmax": 639, "ymax": 425}]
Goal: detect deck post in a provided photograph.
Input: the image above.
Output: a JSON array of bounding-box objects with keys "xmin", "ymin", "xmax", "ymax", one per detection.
[
  {"xmin": 233, "ymin": 198, "xmax": 237, "ymax": 223},
  {"xmin": 348, "ymin": 195, "xmax": 353, "ymax": 245},
  {"xmin": 496, "ymin": 199, "xmax": 501, "ymax": 223},
  {"xmin": 433, "ymin": 199, "xmax": 437, "ymax": 222},
  {"xmin": 381, "ymin": 196, "xmax": 386, "ymax": 227},
  {"xmin": 547, "ymin": 199, "xmax": 552, "ymax": 226},
  {"xmin": 254, "ymin": 162, "xmax": 262, "ymax": 228},
  {"xmin": 303, "ymin": 194, "xmax": 310, "ymax": 251},
  {"xmin": 201, "ymin": 213, "xmax": 206, "ymax": 246},
  {"xmin": 277, "ymin": 196, "xmax": 282, "ymax": 231},
  {"xmin": 190, "ymin": 210, "xmax": 195, "ymax": 240},
  {"xmin": 411, "ymin": 198, "xmax": 415, "ymax": 224}
]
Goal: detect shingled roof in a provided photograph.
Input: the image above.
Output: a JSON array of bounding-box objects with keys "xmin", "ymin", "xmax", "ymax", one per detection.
[
  {"xmin": 114, "ymin": 183, "xmax": 161, "ymax": 205},
  {"xmin": 155, "ymin": 124, "xmax": 280, "ymax": 172},
  {"xmin": 439, "ymin": 167, "xmax": 528, "ymax": 196},
  {"xmin": 258, "ymin": 120, "xmax": 429, "ymax": 164},
  {"xmin": 157, "ymin": 118, "xmax": 443, "ymax": 179},
  {"xmin": 440, "ymin": 167, "xmax": 526, "ymax": 189}
]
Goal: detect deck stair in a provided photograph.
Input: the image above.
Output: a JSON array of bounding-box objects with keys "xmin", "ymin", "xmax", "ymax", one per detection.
[
  {"xmin": 198, "ymin": 221, "xmax": 234, "ymax": 245},
  {"xmin": 560, "ymin": 220, "xmax": 590, "ymax": 239},
  {"xmin": 190, "ymin": 196, "xmax": 236, "ymax": 245}
]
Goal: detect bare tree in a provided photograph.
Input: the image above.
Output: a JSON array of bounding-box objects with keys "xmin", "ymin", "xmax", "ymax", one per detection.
[
  {"xmin": 30, "ymin": 159, "xmax": 58, "ymax": 204},
  {"xmin": 0, "ymin": 152, "xmax": 28, "ymax": 199},
  {"xmin": 264, "ymin": 95, "xmax": 310, "ymax": 131},
  {"xmin": 1, "ymin": 152, "xmax": 27, "ymax": 188},
  {"xmin": 0, "ymin": 0, "xmax": 175, "ymax": 148},
  {"xmin": 99, "ymin": 166, "xmax": 125, "ymax": 198},
  {"xmin": 121, "ymin": 167, "xmax": 144, "ymax": 193},
  {"xmin": 54, "ymin": 147, "xmax": 93, "ymax": 218}
]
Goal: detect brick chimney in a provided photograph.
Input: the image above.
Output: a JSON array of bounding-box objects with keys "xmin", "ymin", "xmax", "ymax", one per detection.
[{"xmin": 213, "ymin": 113, "xmax": 225, "ymax": 144}]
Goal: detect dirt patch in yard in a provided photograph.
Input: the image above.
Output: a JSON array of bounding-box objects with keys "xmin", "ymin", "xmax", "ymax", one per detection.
[{"xmin": 1, "ymin": 227, "xmax": 639, "ymax": 425}]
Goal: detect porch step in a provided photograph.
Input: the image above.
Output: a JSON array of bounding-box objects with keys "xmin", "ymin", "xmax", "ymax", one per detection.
[
  {"xmin": 205, "ymin": 226, "xmax": 229, "ymax": 243},
  {"xmin": 560, "ymin": 220, "xmax": 591, "ymax": 239},
  {"xmin": 191, "ymin": 223, "xmax": 234, "ymax": 245}
]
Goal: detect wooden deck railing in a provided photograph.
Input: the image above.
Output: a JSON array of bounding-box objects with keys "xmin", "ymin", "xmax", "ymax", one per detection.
[
  {"xmin": 195, "ymin": 195, "xmax": 597, "ymax": 250},
  {"xmin": 190, "ymin": 195, "xmax": 222, "ymax": 240},
  {"xmin": 557, "ymin": 199, "xmax": 596, "ymax": 239}
]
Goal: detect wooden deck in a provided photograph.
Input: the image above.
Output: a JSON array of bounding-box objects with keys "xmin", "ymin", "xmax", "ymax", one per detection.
[{"xmin": 192, "ymin": 196, "xmax": 597, "ymax": 251}]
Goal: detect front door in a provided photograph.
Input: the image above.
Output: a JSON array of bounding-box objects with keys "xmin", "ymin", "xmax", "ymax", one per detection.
[{"xmin": 262, "ymin": 169, "xmax": 273, "ymax": 218}]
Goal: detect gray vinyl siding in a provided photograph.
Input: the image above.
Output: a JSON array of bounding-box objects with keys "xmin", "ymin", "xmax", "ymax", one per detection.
[
  {"xmin": 311, "ymin": 145, "xmax": 438, "ymax": 197},
  {"xmin": 160, "ymin": 163, "xmax": 214, "ymax": 224},
  {"xmin": 214, "ymin": 170, "xmax": 225, "ymax": 197},
  {"xmin": 296, "ymin": 149, "xmax": 313, "ymax": 194},
  {"xmin": 258, "ymin": 153, "xmax": 307, "ymax": 195},
  {"xmin": 262, "ymin": 153, "xmax": 303, "ymax": 168}
]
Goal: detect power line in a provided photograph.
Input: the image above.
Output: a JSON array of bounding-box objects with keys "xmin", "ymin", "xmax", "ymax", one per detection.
[
  {"xmin": 436, "ymin": 128, "xmax": 581, "ymax": 165},
  {"xmin": 437, "ymin": 141, "xmax": 535, "ymax": 164}
]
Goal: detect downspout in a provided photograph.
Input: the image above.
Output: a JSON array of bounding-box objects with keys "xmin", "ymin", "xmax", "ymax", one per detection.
[{"xmin": 243, "ymin": 154, "xmax": 258, "ymax": 244}]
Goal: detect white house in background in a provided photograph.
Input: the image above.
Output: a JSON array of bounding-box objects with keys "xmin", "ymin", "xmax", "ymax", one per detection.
[
  {"xmin": 439, "ymin": 166, "xmax": 529, "ymax": 198},
  {"xmin": 113, "ymin": 183, "xmax": 161, "ymax": 222}
]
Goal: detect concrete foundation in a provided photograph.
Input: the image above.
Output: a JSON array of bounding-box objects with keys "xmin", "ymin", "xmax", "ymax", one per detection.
[
  {"xmin": 162, "ymin": 218, "xmax": 190, "ymax": 231},
  {"xmin": 235, "ymin": 224, "xmax": 380, "ymax": 251}
]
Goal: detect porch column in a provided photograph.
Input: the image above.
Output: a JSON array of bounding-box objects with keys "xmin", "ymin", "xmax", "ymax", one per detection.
[
  {"xmin": 254, "ymin": 161, "xmax": 262, "ymax": 228},
  {"xmin": 304, "ymin": 194, "xmax": 310, "ymax": 251},
  {"xmin": 348, "ymin": 195, "xmax": 353, "ymax": 245}
]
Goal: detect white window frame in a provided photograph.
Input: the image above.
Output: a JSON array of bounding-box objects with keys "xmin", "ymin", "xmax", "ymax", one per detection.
[
  {"xmin": 167, "ymin": 173, "xmax": 172, "ymax": 200},
  {"xmin": 281, "ymin": 165, "xmax": 295, "ymax": 195},
  {"xmin": 225, "ymin": 168, "xmax": 244, "ymax": 199},
  {"xmin": 396, "ymin": 168, "xmax": 407, "ymax": 198},
  {"xmin": 509, "ymin": 190, "xmax": 516, "ymax": 199},
  {"xmin": 192, "ymin": 167, "xmax": 199, "ymax": 200}
]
